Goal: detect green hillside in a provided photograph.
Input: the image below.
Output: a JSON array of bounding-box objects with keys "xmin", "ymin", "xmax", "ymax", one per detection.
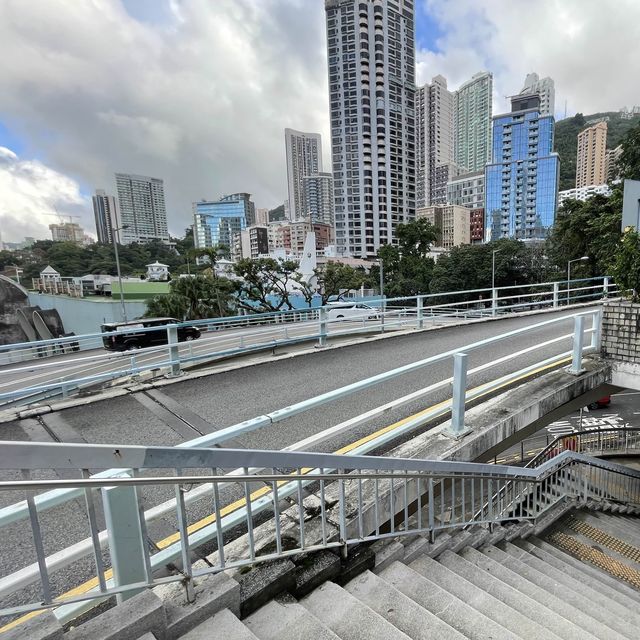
[{"xmin": 554, "ymin": 111, "xmax": 640, "ymax": 190}]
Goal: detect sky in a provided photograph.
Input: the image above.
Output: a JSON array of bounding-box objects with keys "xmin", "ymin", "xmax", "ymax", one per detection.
[{"xmin": 1, "ymin": 0, "xmax": 639, "ymax": 243}]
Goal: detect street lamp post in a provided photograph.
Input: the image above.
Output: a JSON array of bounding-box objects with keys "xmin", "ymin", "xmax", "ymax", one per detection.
[
  {"xmin": 567, "ymin": 256, "xmax": 589, "ymax": 305},
  {"xmin": 112, "ymin": 225, "xmax": 129, "ymax": 322}
]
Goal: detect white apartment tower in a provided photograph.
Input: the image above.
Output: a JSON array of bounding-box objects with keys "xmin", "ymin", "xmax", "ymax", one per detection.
[
  {"xmin": 454, "ymin": 71, "xmax": 493, "ymax": 173},
  {"xmin": 302, "ymin": 172, "xmax": 335, "ymax": 226},
  {"xmin": 325, "ymin": 0, "xmax": 416, "ymax": 258},
  {"xmin": 416, "ymin": 75, "xmax": 456, "ymax": 207},
  {"xmin": 520, "ymin": 73, "xmax": 555, "ymax": 117},
  {"xmin": 115, "ymin": 173, "xmax": 169, "ymax": 244},
  {"xmin": 285, "ymin": 129, "xmax": 322, "ymax": 221}
]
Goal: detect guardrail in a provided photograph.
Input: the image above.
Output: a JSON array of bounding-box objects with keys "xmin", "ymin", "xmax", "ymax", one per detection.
[
  {"xmin": 0, "ymin": 277, "xmax": 615, "ymax": 408},
  {"xmin": 0, "ymin": 308, "xmax": 602, "ymax": 624},
  {"xmin": 0, "ymin": 441, "xmax": 637, "ymax": 622}
]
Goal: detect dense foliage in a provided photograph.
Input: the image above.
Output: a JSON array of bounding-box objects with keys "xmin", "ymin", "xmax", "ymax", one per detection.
[{"xmin": 611, "ymin": 229, "xmax": 640, "ymax": 301}]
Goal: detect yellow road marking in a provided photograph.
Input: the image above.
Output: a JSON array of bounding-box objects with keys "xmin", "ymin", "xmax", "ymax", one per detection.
[{"xmin": 0, "ymin": 354, "xmax": 570, "ymax": 633}]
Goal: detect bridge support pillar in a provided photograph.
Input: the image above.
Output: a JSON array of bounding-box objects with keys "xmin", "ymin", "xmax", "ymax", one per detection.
[
  {"xmin": 167, "ymin": 324, "xmax": 182, "ymax": 377},
  {"xmin": 102, "ymin": 483, "xmax": 149, "ymax": 604},
  {"xmin": 444, "ymin": 352, "xmax": 472, "ymax": 439},
  {"xmin": 567, "ymin": 315, "xmax": 586, "ymax": 375}
]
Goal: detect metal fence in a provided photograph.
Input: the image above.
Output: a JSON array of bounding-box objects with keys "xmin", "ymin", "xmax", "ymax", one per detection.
[
  {"xmin": 0, "ymin": 277, "xmax": 615, "ymax": 408},
  {"xmin": 0, "ymin": 307, "xmax": 604, "ymax": 625},
  {"xmin": 0, "ymin": 441, "xmax": 637, "ymax": 622}
]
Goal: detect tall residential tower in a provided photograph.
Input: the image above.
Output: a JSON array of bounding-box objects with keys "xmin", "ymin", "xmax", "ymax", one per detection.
[
  {"xmin": 576, "ymin": 121, "xmax": 608, "ymax": 188},
  {"xmin": 520, "ymin": 73, "xmax": 555, "ymax": 117},
  {"xmin": 92, "ymin": 189, "xmax": 120, "ymax": 244},
  {"xmin": 485, "ymin": 94, "xmax": 559, "ymax": 241},
  {"xmin": 284, "ymin": 129, "xmax": 323, "ymax": 221},
  {"xmin": 325, "ymin": 0, "xmax": 416, "ymax": 258},
  {"xmin": 454, "ymin": 71, "xmax": 493, "ymax": 173},
  {"xmin": 115, "ymin": 173, "xmax": 169, "ymax": 244},
  {"xmin": 416, "ymin": 75, "xmax": 456, "ymax": 207}
]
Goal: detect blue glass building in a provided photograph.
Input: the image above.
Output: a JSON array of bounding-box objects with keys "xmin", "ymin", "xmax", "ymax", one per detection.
[
  {"xmin": 485, "ymin": 95, "xmax": 559, "ymax": 241},
  {"xmin": 193, "ymin": 193, "xmax": 252, "ymax": 250}
]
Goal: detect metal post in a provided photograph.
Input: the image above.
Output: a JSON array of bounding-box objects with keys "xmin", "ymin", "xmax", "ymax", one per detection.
[
  {"xmin": 102, "ymin": 484, "xmax": 148, "ymax": 603},
  {"xmin": 167, "ymin": 324, "xmax": 181, "ymax": 377},
  {"xmin": 445, "ymin": 353, "xmax": 472, "ymax": 438},
  {"xmin": 591, "ymin": 308, "xmax": 603, "ymax": 352},
  {"xmin": 603, "ymin": 276, "xmax": 610, "ymax": 298},
  {"xmin": 379, "ymin": 261, "xmax": 385, "ymax": 333},
  {"xmin": 553, "ymin": 281, "xmax": 559, "ymax": 308},
  {"xmin": 567, "ymin": 315, "xmax": 585, "ymax": 375},
  {"xmin": 112, "ymin": 234, "xmax": 127, "ymax": 323},
  {"xmin": 491, "ymin": 288, "xmax": 498, "ymax": 317},
  {"xmin": 417, "ymin": 295, "xmax": 424, "ymax": 330},
  {"xmin": 318, "ymin": 307, "xmax": 328, "ymax": 347}
]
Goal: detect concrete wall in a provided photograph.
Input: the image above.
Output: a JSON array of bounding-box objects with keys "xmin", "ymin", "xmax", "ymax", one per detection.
[
  {"xmin": 27, "ymin": 293, "xmax": 147, "ymax": 335},
  {"xmin": 602, "ymin": 300, "xmax": 640, "ymax": 363},
  {"xmin": 0, "ymin": 275, "xmax": 30, "ymax": 345}
]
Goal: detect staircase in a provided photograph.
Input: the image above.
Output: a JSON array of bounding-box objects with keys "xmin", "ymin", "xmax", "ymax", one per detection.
[{"xmin": 163, "ymin": 506, "xmax": 640, "ymax": 640}]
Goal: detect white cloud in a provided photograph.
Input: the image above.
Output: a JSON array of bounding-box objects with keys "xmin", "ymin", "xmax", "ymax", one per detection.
[
  {"xmin": 0, "ymin": 147, "xmax": 90, "ymax": 242},
  {"xmin": 416, "ymin": 0, "xmax": 640, "ymax": 117},
  {"xmin": 0, "ymin": 0, "xmax": 639, "ymax": 243}
]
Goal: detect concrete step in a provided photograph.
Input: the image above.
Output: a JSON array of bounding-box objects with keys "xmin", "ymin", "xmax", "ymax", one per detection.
[
  {"xmin": 244, "ymin": 598, "xmax": 340, "ymax": 640},
  {"xmin": 500, "ymin": 541, "xmax": 634, "ymax": 640},
  {"xmin": 438, "ymin": 549, "xmax": 567, "ymax": 640},
  {"xmin": 592, "ymin": 511, "xmax": 640, "ymax": 546},
  {"xmin": 527, "ymin": 534, "xmax": 640, "ymax": 605},
  {"xmin": 344, "ymin": 569, "xmax": 465, "ymax": 640},
  {"xmin": 180, "ymin": 608, "xmax": 258, "ymax": 640},
  {"xmin": 482, "ymin": 544, "xmax": 625, "ymax": 640},
  {"xmin": 300, "ymin": 580, "xmax": 411, "ymax": 640},
  {"xmin": 409, "ymin": 551, "xmax": 551, "ymax": 639},
  {"xmin": 379, "ymin": 561, "xmax": 518, "ymax": 640},
  {"xmin": 459, "ymin": 546, "xmax": 599, "ymax": 640}
]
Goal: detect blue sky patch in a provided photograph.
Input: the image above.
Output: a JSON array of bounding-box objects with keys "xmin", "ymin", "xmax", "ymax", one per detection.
[{"xmin": 415, "ymin": 3, "xmax": 445, "ymax": 52}]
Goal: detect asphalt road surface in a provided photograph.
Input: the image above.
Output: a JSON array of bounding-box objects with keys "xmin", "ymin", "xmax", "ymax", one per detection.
[{"xmin": 0, "ymin": 307, "xmax": 602, "ymax": 620}]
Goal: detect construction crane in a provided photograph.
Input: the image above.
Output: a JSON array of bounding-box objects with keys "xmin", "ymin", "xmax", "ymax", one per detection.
[{"xmin": 44, "ymin": 210, "xmax": 81, "ymax": 225}]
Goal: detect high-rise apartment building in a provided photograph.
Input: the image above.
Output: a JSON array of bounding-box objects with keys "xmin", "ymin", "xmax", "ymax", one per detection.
[
  {"xmin": 302, "ymin": 172, "xmax": 335, "ymax": 226},
  {"xmin": 416, "ymin": 204, "xmax": 471, "ymax": 248},
  {"xmin": 285, "ymin": 129, "xmax": 322, "ymax": 221},
  {"xmin": 115, "ymin": 173, "xmax": 169, "ymax": 244},
  {"xmin": 605, "ymin": 145, "xmax": 623, "ymax": 182},
  {"xmin": 255, "ymin": 208, "xmax": 270, "ymax": 226},
  {"xmin": 576, "ymin": 122, "xmax": 608, "ymax": 188},
  {"xmin": 454, "ymin": 71, "xmax": 493, "ymax": 173},
  {"xmin": 446, "ymin": 170, "xmax": 485, "ymax": 209},
  {"xmin": 49, "ymin": 222, "xmax": 85, "ymax": 244},
  {"xmin": 520, "ymin": 73, "xmax": 555, "ymax": 117},
  {"xmin": 485, "ymin": 94, "xmax": 560, "ymax": 241},
  {"xmin": 325, "ymin": 0, "xmax": 416, "ymax": 258},
  {"xmin": 416, "ymin": 75, "xmax": 455, "ymax": 207},
  {"xmin": 92, "ymin": 189, "xmax": 120, "ymax": 244},
  {"xmin": 193, "ymin": 193, "xmax": 253, "ymax": 250}
]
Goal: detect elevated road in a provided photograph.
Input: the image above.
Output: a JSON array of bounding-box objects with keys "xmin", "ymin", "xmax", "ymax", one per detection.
[{"xmin": 0, "ymin": 307, "xmax": 603, "ymax": 621}]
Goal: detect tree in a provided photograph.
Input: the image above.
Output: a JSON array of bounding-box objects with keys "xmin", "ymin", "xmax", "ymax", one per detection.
[
  {"xmin": 375, "ymin": 218, "xmax": 438, "ymax": 298},
  {"xmin": 315, "ymin": 262, "xmax": 365, "ymax": 304},
  {"xmin": 618, "ymin": 120, "xmax": 640, "ymax": 180},
  {"xmin": 145, "ymin": 274, "xmax": 236, "ymax": 320},
  {"xmin": 611, "ymin": 228, "xmax": 640, "ymax": 301},
  {"xmin": 233, "ymin": 258, "xmax": 301, "ymax": 312}
]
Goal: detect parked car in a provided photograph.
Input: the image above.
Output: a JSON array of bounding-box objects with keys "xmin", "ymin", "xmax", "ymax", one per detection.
[
  {"xmin": 588, "ymin": 395, "xmax": 611, "ymax": 410},
  {"xmin": 325, "ymin": 302, "xmax": 380, "ymax": 321},
  {"xmin": 101, "ymin": 318, "xmax": 201, "ymax": 351}
]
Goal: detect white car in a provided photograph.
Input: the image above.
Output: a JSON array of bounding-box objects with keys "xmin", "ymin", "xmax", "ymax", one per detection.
[{"xmin": 325, "ymin": 302, "xmax": 380, "ymax": 321}]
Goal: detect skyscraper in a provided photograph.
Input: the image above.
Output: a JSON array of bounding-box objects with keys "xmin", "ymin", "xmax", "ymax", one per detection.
[
  {"xmin": 115, "ymin": 173, "xmax": 169, "ymax": 244},
  {"xmin": 520, "ymin": 73, "xmax": 555, "ymax": 117},
  {"xmin": 302, "ymin": 172, "xmax": 335, "ymax": 226},
  {"xmin": 485, "ymin": 94, "xmax": 560, "ymax": 241},
  {"xmin": 285, "ymin": 129, "xmax": 322, "ymax": 221},
  {"xmin": 325, "ymin": 0, "xmax": 416, "ymax": 258},
  {"xmin": 92, "ymin": 189, "xmax": 120, "ymax": 244},
  {"xmin": 416, "ymin": 75, "xmax": 456, "ymax": 207},
  {"xmin": 454, "ymin": 71, "xmax": 493, "ymax": 173},
  {"xmin": 576, "ymin": 121, "xmax": 608, "ymax": 188},
  {"xmin": 193, "ymin": 193, "xmax": 253, "ymax": 250}
]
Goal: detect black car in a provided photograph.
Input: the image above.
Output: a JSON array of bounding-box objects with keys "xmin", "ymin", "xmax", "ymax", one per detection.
[{"xmin": 101, "ymin": 317, "xmax": 201, "ymax": 351}]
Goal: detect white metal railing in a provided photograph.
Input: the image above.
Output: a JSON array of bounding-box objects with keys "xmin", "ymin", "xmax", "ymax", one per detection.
[
  {"xmin": 0, "ymin": 277, "xmax": 615, "ymax": 407},
  {"xmin": 0, "ymin": 442, "xmax": 637, "ymax": 622},
  {"xmin": 0, "ymin": 308, "xmax": 603, "ymax": 625}
]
